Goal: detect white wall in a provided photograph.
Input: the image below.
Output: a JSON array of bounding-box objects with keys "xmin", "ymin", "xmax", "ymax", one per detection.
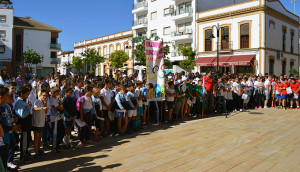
[
  {"xmin": 23, "ymin": 29, "xmax": 52, "ymax": 67},
  {"xmin": 0, "ymin": 8, "xmax": 13, "ymax": 62},
  {"xmin": 197, "ymin": 0, "xmax": 250, "ymax": 12}
]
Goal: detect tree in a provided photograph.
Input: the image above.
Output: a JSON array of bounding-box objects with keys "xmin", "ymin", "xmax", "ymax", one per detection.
[
  {"xmin": 71, "ymin": 56, "xmax": 84, "ymax": 73},
  {"xmin": 81, "ymin": 48, "xmax": 105, "ymax": 72},
  {"xmin": 289, "ymin": 68, "xmax": 299, "ymax": 76},
  {"xmin": 22, "ymin": 48, "xmax": 44, "ymax": 68},
  {"xmin": 178, "ymin": 45, "xmax": 196, "ymax": 72},
  {"xmin": 110, "ymin": 50, "xmax": 129, "ymax": 69}
]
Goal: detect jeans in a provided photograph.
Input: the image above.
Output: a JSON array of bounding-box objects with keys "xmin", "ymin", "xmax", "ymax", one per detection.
[
  {"xmin": 42, "ymin": 121, "xmax": 52, "ymax": 144},
  {"xmin": 205, "ymin": 92, "xmax": 214, "ymax": 114}
]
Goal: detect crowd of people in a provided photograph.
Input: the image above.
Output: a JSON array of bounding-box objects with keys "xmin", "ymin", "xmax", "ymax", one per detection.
[{"xmin": 0, "ymin": 68, "xmax": 299, "ymax": 171}]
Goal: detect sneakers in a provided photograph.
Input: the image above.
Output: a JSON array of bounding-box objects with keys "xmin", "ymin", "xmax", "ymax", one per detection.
[
  {"xmin": 240, "ymin": 109, "xmax": 243, "ymax": 112},
  {"xmin": 255, "ymin": 106, "xmax": 257, "ymax": 109},
  {"xmin": 186, "ymin": 114, "xmax": 192, "ymax": 119},
  {"xmin": 290, "ymin": 107, "xmax": 293, "ymax": 110},
  {"xmin": 77, "ymin": 142, "xmax": 84, "ymax": 149},
  {"xmin": 259, "ymin": 106, "xmax": 263, "ymax": 109},
  {"xmin": 271, "ymin": 106, "xmax": 275, "ymax": 108},
  {"xmin": 297, "ymin": 107, "xmax": 300, "ymax": 109},
  {"xmin": 264, "ymin": 106, "xmax": 268, "ymax": 109},
  {"xmin": 7, "ymin": 162, "xmax": 17, "ymax": 169},
  {"xmin": 34, "ymin": 154, "xmax": 43, "ymax": 160}
]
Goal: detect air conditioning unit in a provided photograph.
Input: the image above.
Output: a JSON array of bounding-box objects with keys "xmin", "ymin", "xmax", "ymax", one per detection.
[{"xmin": 277, "ymin": 51, "xmax": 283, "ymax": 60}]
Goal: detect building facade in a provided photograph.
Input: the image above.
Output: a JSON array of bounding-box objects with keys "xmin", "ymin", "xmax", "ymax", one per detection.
[
  {"xmin": 0, "ymin": 1, "xmax": 13, "ymax": 74},
  {"xmin": 132, "ymin": 0, "xmax": 201, "ymax": 72},
  {"xmin": 196, "ymin": 0, "xmax": 299, "ymax": 76},
  {"xmin": 58, "ymin": 50, "xmax": 74, "ymax": 75},
  {"xmin": 73, "ymin": 30, "xmax": 133, "ymax": 76}
]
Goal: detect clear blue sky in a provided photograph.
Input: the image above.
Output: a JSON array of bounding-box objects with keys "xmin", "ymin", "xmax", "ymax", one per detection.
[{"xmin": 13, "ymin": 0, "xmax": 299, "ymax": 51}]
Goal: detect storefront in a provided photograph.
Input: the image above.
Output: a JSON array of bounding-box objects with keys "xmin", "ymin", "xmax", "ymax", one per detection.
[{"xmin": 195, "ymin": 54, "xmax": 256, "ymax": 75}]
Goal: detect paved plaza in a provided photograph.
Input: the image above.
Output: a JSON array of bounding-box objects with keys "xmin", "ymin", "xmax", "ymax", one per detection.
[{"xmin": 19, "ymin": 109, "xmax": 300, "ymax": 172}]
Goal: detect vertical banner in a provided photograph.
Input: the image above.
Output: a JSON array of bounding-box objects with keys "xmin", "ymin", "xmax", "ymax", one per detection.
[{"xmin": 146, "ymin": 40, "xmax": 165, "ymax": 101}]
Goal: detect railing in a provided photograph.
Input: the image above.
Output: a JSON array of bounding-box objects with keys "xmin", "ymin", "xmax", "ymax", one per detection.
[
  {"xmin": 172, "ymin": 8, "xmax": 193, "ymax": 16},
  {"xmin": 215, "ymin": 41, "xmax": 233, "ymax": 51},
  {"xmin": 50, "ymin": 43, "xmax": 61, "ymax": 50},
  {"xmin": 132, "ymin": 1, "xmax": 148, "ymax": 10},
  {"xmin": 50, "ymin": 58, "xmax": 61, "ymax": 64},
  {"xmin": 171, "ymin": 29, "xmax": 193, "ymax": 37},
  {"xmin": 132, "ymin": 19, "xmax": 148, "ymax": 27}
]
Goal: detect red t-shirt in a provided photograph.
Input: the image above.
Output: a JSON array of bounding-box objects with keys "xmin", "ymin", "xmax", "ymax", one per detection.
[
  {"xmin": 290, "ymin": 83, "xmax": 300, "ymax": 92},
  {"xmin": 274, "ymin": 83, "xmax": 281, "ymax": 93},
  {"xmin": 202, "ymin": 76, "xmax": 213, "ymax": 92},
  {"xmin": 279, "ymin": 83, "xmax": 289, "ymax": 95}
]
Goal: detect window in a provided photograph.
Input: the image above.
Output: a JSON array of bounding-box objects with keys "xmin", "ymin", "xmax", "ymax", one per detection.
[
  {"xmin": 124, "ymin": 42, "xmax": 129, "ymax": 55},
  {"xmin": 98, "ymin": 47, "xmax": 101, "ymax": 55},
  {"xmin": 282, "ymin": 28, "xmax": 286, "ymax": 52},
  {"xmin": 151, "ymin": 11, "xmax": 157, "ymax": 20},
  {"xmin": 103, "ymin": 46, "xmax": 107, "ymax": 57},
  {"xmin": 51, "ymin": 52, "xmax": 57, "ymax": 58},
  {"xmin": 0, "ymin": 16, "xmax": 6, "ymax": 23},
  {"xmin": 109, "ymin": 45, "xmax": 114, "ymax": 54},
  {"xmin": 0, "ymin": 45, "xmax": 5, "ymax": 53},
  {"xmin": 282, "ymin": 61, "xmax": 286, "ymax": 75},
  {"xmin": 291, "ymin": 31, "xmax": 294, "ymax": 53},
  {"xmin": 179, "ymin": 3, "xmax": 185, "ymax": 14},
  {"xmin": 163, "ymin": 27, "xmax": 171, "ymax": 36},
  {"xmin": 269, "ymin": 59, "xmax": 274, "ymax": 75},
  {"xmin": 0, "ymin": 30, "xmax": 6, "ymax": 39},
  {"xmin": 164, "ymin": 8, "xmax": 171, "ymax": 17},
  {"xmin": 116, "ymin": 44, "xmax": 121, "ymax": 51},
  {"xmin": 205, "ymin": 29, "xmax": 212, "ymax": 51},
  {"xmin": 221, "ymin": 26, "xmax": 229, "ymax": 50},
  {"xmin": 290, "ymin": 61, "xmax": 294, "ymax": 69},
  {"xmin": 51, "ymin": 38, "xmax": 57, "ymax": 44},
  {"xmin": 16, "ymin": 35, "xmax": 22, "ymax": 61},
  {"xmin": 151, "ymin": 29, "xmax": 157, "ymax": 38},
  {"xmin": 240, "ymin": 23, "xmax": 249, "ymax": 49}
]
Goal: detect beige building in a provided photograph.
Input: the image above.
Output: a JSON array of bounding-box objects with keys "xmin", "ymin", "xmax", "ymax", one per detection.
[{"xmin": 73, "ymin": 30, "xmax": 133, "ymax": 76}]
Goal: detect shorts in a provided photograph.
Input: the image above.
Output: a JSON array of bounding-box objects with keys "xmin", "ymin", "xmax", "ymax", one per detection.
[
  {"xmin": 166, "ymin": 101, "xmax": 174, "ymax": 109},
  {"xmin": 115, "ymin": 111, "xmax": 128, "ymax": 118},
  {"xmin": 275, "ymin": 94, "xmax": 281, "ymax": 99},
  {"xmin": 137, "ymin": 107, "xmax": 143, "ymax": 115},
  {"xmin": 265, "ymin": 92, "xmax": 270, "ymax": 100},
  {"xmin": 281, "ymin": 94, "xmax": 287, "ymax": 100},
  {"xmin": 128, "ymin": 110, "xmax": 137, "ymax": 118},
  {"xmin": 64, "ymin": 121, "xmax": 73, "ymax": 129},
  {"xmin": 32, "ymin": 127, "xmax": 43, "ymax": 133}
]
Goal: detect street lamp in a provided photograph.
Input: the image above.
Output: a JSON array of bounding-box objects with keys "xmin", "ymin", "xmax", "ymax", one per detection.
[
  {"xmin": 125, "ymin": 39, "xmax": 135, "ymax": 73},
  {"xmin": 210, "ymin": 23, "xmax": 228, "ymax": 74}
]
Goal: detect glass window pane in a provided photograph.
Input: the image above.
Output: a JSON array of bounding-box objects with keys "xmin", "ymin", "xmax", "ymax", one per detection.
[{"xmin": 240, "ymin": 24, "xmax": 249, "ymax": 35}]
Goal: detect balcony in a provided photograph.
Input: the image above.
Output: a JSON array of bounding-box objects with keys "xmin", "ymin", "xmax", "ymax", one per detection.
[
  {"xmin": 50, "ymin": 43, "xmax": 61, "ymax": 50},
  {"xmin": 132, "ymin": 2, "xmax": 148, "ymax": 13},
  {"xmin": 171, "ymin": 30, "xmax": 193, "ymax": 41},
  {"xmin": 132, "ymin": 19, "xmax": 148, "ymax": 30},
  {"xmin": 215, "ymin": 41, "xmax": 233, "ymax": 53},
  {"xmin": 50, "ymin": 58, "xmax": 61, "ymax": 64},
  {"xmin": 172, "ymin": 8, "xmax": 193, "ymax": 21}
]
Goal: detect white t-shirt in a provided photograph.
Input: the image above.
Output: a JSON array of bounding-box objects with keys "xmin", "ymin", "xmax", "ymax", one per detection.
[
  {"xmin": 74, "ymin": 86, "xmax": 82, "ymax": 99},
  {"xmin": 50, "ymin": 82, "xmax": 57, "ymax": 88},
  {"xmin": 79, "ymin": 96, "xmax": 93, "ymax": 110},
  {"xmin": 246, "ymin": 80, "xmax": 254, "ymax": 91},
  {"xmin": 264, "ymin": 79, "xmax": 271, "ymax": 92},
  {"xmin": 100, "ymin": 88, "xmax": 113, "ymax": 110},
  {"xmin": 166, "ymin": 88, "xmax": 176, "ymax": 102},
  {"xmin": 135, "ymin": 88, "xmax": 143, "ymax": 107},
  {"xmin": 33, "ymin": 99, "xmax": 47, "ymax": 127},
  {"xmin": 31, "ymin": 81, "xmax": 39, "ymax": 93},
  {"xmin": 47, "ymin": 97, "xmax": 61, "ymax": 122},
  {"xmin": 232, "ymin": 82, "xmax": 240, "ymax": 94},
  {"xmin": 254, "ymin": 81, "xmax": 263, "ymax": 88}
]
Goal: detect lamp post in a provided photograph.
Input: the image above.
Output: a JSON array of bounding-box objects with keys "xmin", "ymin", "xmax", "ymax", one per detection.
[
  {"xmin": 126, "ymin": 39, "xmax": 135, "ymax": 73},
  {"xmin": 210, "ymin": 23, "xmax": 227, "ymax": 74}
]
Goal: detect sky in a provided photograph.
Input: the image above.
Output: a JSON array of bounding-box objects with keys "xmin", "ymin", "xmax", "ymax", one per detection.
[{"xmin": 13, "ymin": 0, "xmax": 300, "ymax": 51}]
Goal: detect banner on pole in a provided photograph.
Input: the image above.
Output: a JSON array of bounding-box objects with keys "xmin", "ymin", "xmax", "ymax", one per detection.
[{"xmin": 146, "ymin": 40, "xmax": 165, "ymax": 101}]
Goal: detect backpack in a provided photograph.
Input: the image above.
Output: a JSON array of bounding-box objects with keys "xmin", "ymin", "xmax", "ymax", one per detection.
[{"xmin": 76, "ymin": 96, "xmax": 93, "ymax": 111}]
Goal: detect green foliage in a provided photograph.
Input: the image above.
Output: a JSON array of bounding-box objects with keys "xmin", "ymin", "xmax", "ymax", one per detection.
[
  {"xmin": 178, "ymin": 45, "xmax": 196, "ymax": 71},
  {"xmin": 289, "ymin": 68, "xmax": 299, "ymax": 75},
  {"xmin": 71, "ymin": 56, "xmax": 84, "ymax": 72},
  {"xmin": 110, "ymin": 50, "xmax": 129, "ymax": 69},
  {"xmin": 82, "ymin": 49, "xmax": 105, "ymax": 71},
  {"xmin": 22, "ymin": 48, "xmax": 44, "ymax": 67}
]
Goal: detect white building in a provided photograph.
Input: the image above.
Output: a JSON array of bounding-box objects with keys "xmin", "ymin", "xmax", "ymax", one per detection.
[
  {"xmin": 73, "ymin": 30, "xmax": 133, "ymax": 76},
  {"xmin": 0, "ymin": 0, "xmax": 13, "ymax": 74},
  {"xmin": 58, "ymin": 50, "xmax": 74, "ymax": 75},
  {"xmin": 196, "ymin": 0, "xmax": 300, "ymax": 76},
  {"xmin": 132, "ymin": 0, "xmax": 201, "ymax": 72}
]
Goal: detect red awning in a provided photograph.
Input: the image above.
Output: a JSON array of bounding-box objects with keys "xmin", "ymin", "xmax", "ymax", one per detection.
[
  {"xmin": 196, "ymin": 54, "xmax": 255, "ymax": 67},
  {"xmin": 227, "ymin": 54, "xmax": 255, "ymax": 66},
  {"xmin": 195, "ymin": 57, "xmax": 216, "ymax": 66},
  {"xmin": 212, "ymin": 56, "xmax": 231, "ymax": 66}
]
